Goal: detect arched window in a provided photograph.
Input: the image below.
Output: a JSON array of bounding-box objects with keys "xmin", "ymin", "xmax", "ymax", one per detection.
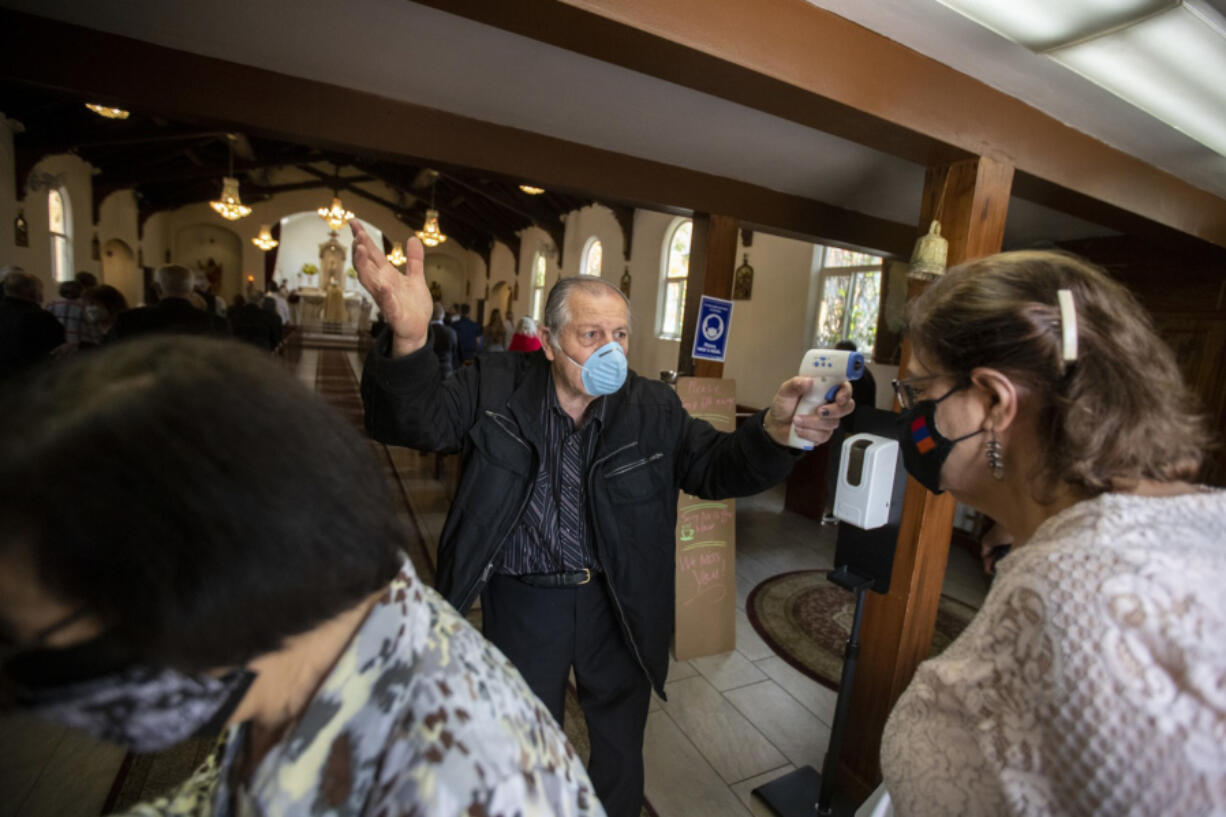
[
  {"xmin": 656, "ymin": 218, "xmax": 691, "ymax": 340},
  {"xmin": 531, "ymin": 252, "xmax": 548, "ymax": 323},
  {"xmin": 580, "ymin": 237, "xmax": 602, "ymax": 276},
  {"xmin": 48, "ymin": 187, "xmax": 74, "ymax": 283}
]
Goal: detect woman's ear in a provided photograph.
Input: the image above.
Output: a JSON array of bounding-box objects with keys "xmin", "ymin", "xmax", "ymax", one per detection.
[{"xmin": 969, "ymin": 367, "xmax": 1018, "ymax": 433}]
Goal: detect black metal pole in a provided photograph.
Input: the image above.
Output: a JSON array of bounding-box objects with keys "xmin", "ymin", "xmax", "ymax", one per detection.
[{"xmin": 816, "ymin": 583, "xmax": 869, "ymax": 815}]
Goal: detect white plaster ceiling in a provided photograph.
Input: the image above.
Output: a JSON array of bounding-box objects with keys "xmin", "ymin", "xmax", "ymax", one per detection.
[
  {"xmin": 805, "ymin": 0, "xmax": 1226, "ymax": 199},
  {"xmin": 3, "ymin": 0, "xmax": 1142, "ymax": 247}
]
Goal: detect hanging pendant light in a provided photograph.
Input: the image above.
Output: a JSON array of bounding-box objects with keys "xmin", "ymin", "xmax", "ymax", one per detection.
[
  {"xmin": 252, "ymin": 224, "xmax": 278, "ymax": 251},
  {"xmin": 415, "ymin": 209, "xmax": 447, "ymax": 247},
  {"xmin": 210, "ymin": 135, "xmax": 252, "ymax": 221},
  {"xmin": 415, "ymin": 175, "xmax": 447, "ymax": 247},
  {"xmin": 317, "ymin": 193, "xmax": 354, "ymax": 230},
  {"xmin": 387, "ymin": 244, "xmax": 407, "ymax": 267},
  {"xmin": 85, "ymin": 103, "xmax": 130, "ymax": 120}
]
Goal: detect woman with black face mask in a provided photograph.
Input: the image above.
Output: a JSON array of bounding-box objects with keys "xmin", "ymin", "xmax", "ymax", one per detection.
[
  {"xmin": 865, "ymin": 250, "xmax": 1225, "ymax": 817},
  {"xmin": 0, "ymin": 337, "xmax": 603, "ymax": 817}
]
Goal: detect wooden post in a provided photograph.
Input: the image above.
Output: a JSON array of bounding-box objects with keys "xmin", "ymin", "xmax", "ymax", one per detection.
[
  {"xmin": 836, "ymin": 156, "xmax": 1014, "ymax": 800},
  {"xmin": 677, "ymin": 213, "xmax": 739, "ymax": 378}
]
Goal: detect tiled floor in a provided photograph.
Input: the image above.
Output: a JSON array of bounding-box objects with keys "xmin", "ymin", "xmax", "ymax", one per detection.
[
  {"xmin": 0, "ymin": 348, "xmax": 991, "ymax": 817},
  {"xmin": 640, "ymin": 485, "xmax": 988, "ymax": 817}
]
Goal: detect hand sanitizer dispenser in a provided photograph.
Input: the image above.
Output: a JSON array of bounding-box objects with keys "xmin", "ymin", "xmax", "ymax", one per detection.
[{"xmin": 834, "ymin": 433, "xmax": 899, "ymax": 530}]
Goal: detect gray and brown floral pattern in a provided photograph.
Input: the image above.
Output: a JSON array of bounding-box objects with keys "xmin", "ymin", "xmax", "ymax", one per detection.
[{"xmin": 113, "ymin": 557, "xmax": 604, "ymax": 817}]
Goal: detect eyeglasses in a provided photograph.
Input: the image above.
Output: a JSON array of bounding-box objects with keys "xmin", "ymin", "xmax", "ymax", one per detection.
[{"xmin": 891, "ymin": 374, "xmax": 964, "ymax": 410}]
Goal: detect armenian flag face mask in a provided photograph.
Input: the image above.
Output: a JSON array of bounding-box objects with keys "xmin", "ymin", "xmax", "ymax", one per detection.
[{"xmin": 896, "ymin": 383, "xmax": 981, "ymax": 494}]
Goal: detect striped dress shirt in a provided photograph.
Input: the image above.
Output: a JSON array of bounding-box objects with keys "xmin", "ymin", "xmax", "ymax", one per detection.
[{"xmin": 498, "ymin": 373, "xmax": 605, "ymax": 575}]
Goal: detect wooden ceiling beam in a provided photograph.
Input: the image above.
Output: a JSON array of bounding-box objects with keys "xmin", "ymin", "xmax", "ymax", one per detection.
[
  {"xmin": 440, "ymin": 171, "xmax": 568, "ymax": 233},
  {"xmin": 0, "ymin": 9, "xmax": 916, "ymax": 257},
  {"xmin": 423, "ymin": 0, "xmax": 1226, "ymax": 252}
]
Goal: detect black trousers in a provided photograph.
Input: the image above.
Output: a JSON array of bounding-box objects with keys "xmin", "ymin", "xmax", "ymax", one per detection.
[{"xmin": 481, "ymin": 574, "xmax": 652, "ymax": 817}]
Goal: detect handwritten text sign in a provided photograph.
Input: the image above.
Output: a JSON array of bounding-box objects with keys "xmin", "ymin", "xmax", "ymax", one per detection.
[{"xmin": 674, "ymin": 377, "xmax": 737, "ymax": 660}]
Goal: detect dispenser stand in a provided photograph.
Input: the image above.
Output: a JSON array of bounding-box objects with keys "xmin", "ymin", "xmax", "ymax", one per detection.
[{"xmin": 752, "ymin": 566, "xmax": 874, "ymax": 817}]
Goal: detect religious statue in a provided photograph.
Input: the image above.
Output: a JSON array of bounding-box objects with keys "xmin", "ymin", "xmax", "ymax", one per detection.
[
  {"xmin": 13, "ymin": 210, "xmax": 28, "ymax": 247},
  {"xmin": 320, "ymin": 230, "xmax": 348, "ymax": 329},
  {"xmin": 197, "ymin": 257, "xmax": 223, "ymax": 294},
  {"xmin": 430, "ymin": 280, "xmax": 443, "ymax": 302},
  {"xmin": 620, "ymin": 268, "xmax": 632, "ymax": 298},
  {"xmin": 732, "ymin": 254, "xmax": 754, "ymax": 300}
]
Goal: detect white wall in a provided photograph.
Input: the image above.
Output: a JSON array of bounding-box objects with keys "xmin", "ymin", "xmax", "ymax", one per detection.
[
  {"xmin": 276, "ymin": 211, "xmax": 381, "ymax": 297},
  {"xmin": 624, "ymin": 210, "xmax": 685, "ymax": 382},
  {"xmin": 424, "ymin": 251, "xmax": 466, "ymax": 309},
  {"xmin": 97, "ymin": 190, "xmax": 142, "ymax": 304},
  {"xmin": 722, "ymin": 232, "xmax": 821, "ymax": 409},
  {"xmin": 174, "ymin": 222, "xmax": 243, "ymax": 299},
  {"xmin": 561, "ymin": 203, "xmax": 624, "ymax": 282},
  {"xmin": 0, "ymin": 146, "xmax": 99, "ymax": 296},
  {"xmin": 489, "ymin": 241, "xmax": 519, "ymax": 319},
  {"xmin": 517, "ymin": 225, "xmax": 562, "ymax": 323}
]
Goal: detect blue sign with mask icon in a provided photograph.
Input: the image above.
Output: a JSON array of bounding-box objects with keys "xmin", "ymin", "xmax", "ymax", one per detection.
[{"xmin": 692, "ymin": 295, "xmax": 733, "ymax": 362}]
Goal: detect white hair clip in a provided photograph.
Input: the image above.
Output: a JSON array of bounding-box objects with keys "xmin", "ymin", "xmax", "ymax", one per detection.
[{"xmin": 1057, "ymin": 289, "xmax": 1078, "ymax": 363}]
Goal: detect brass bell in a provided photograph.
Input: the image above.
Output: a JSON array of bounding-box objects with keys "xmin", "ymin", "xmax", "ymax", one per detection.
[{"xmin": 908, "ymin": 220, "xmax": 948, "ymax": 281}]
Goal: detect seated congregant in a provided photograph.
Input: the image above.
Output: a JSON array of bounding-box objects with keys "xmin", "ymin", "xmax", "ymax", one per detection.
[{"xmin": 108, "ymin": 265, "xmax": 228, "ymax": 341}]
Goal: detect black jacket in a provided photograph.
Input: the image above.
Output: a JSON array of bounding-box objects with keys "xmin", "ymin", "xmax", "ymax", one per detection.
[
  {"xmin": 0, "ymin": 296, "xmax": 65, "ymax": 381},
  {"xmin": 361, "ymin": 329, "xmax": 800, "ymax": 695},
  {"xmin": 109, "ymin": 297, "xmax": 229, "ymax": 342}
]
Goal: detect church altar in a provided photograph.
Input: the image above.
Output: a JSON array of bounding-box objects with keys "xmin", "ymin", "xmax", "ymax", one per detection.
[{"xmin": 293, "ymin": 289, "xmax": 371, "ymax": 334}]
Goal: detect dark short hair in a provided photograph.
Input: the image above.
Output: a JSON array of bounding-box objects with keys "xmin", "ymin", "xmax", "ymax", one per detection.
[
  {"xmin": 82, "ymin": 284, "xmax": 128, "ymax": 315},
  {"xmin": 460, "ymin": 304, "xmax": 470, "ymax": 315},
  {"xmin": 75, "ymin": 271, "xmax": 98, "ymax": 289},
  {"xmin": 2, "ymin": 270, "xmax": 40, "ymax": 300},
  {"xmin": 58, "ymin": 281, "xmax": 83, "ymax": 300},
  {"xmin": 0, "ymin": 337, "xmax": 404, "ymax": 671},
  {"xmin": 834, "ymin": 340, "xmax": 857, "ymax": 352}
]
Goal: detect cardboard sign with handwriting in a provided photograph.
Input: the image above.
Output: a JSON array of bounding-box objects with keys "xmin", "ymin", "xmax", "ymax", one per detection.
[{"xmin": 674, "ymin": 377, "xmax": 737, "ymax": 660}]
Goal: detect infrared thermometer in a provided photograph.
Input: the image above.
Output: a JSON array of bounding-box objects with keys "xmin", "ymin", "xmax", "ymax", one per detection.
[{"xmin": 787, "ymin": 348, "xmax": 865, "ymax": 450}]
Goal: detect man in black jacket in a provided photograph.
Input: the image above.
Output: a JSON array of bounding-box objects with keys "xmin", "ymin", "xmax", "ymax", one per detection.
[
  {"xmin": 0, "ymin": 267, "xmax": 65, "ymax": 381},
  {"xmin": 108, "ymin": 265, "xmax": 229, "ymax": 342},
  {"xmin": 354, "ymin": 226, "xmax": 853, "ymax": 817}
]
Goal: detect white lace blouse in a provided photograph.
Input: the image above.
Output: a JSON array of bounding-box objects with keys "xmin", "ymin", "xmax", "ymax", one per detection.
[{"xmin": 879, "ymin": 490, "xmax": 1226, "ymax": 817}]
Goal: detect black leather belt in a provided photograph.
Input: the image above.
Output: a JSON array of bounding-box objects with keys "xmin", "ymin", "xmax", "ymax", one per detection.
[{"xmin": 515, "ymin": 568, "xmax": 599, "ymax": 588}]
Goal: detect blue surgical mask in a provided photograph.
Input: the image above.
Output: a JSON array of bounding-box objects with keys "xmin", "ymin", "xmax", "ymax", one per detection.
[{"xmin": 560, "ymin": 340, "xmax": 628, "ymax": 396}]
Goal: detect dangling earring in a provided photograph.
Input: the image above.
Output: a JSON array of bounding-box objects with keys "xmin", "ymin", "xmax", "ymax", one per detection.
[{"xmin": 985, "ymin": 431, "xmax": 1005, "ymax": 480}]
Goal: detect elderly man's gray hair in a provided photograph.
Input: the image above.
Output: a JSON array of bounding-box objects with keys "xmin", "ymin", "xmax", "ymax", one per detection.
[
  {"xmin": 542, "ymin": 277, "xmax": 632, "ymax": 346},
  {"xmin": 155, "ymin": 265, "xmax": 194, "ymax": 298},
  {"xmin": 2, "ymin": 267, "xmax": 41, "ymax": 301}
]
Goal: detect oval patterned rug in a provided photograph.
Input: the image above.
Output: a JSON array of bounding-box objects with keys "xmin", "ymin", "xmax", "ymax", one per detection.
[{"xmin": 747, "ymin": 570, "xmax": 978, "ymax": 691}]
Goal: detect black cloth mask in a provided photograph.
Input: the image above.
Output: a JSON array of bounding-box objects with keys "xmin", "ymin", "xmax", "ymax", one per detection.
[
  {"xmin": 896, "ymin": 384, "xmax": 982, "ymax": 494},
  {"xmin": 3, "ymin": 632, "xmax": 255, "ymax": 753}
]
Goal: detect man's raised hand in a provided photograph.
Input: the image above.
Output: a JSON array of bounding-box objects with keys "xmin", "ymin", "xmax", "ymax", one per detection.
[{"xmin": 350, "ymin": 221, "xmax": 433, "ymax": 357}]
